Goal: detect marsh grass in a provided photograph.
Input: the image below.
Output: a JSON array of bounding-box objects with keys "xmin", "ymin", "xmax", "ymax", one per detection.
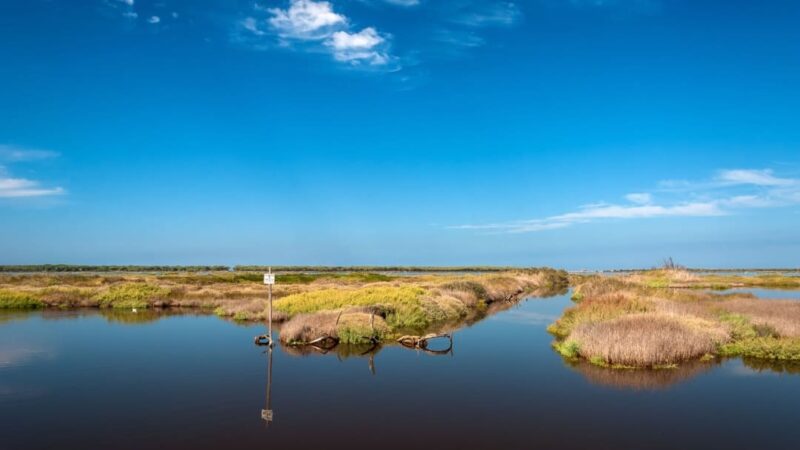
[
  {"xmin": 555, "ymin": 274, "xmax": 800, "ymax": 368},
  {"xmin": 568, "ymin": 313, "xmax": 726, "ymax": 367}
]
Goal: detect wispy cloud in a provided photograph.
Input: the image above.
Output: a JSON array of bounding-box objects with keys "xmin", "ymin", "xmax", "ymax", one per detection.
[
  {"xmin": 0, "ymin": 146, "xmax": 65, "ymax": 200},
  {"xmin": 716, "ymin": 169, "xmax": 795, "ymax": 187},
  {"xmin": 0, "ymin": 145, "xmax": 59, "ymax": 162},
  {"xmin": 383, "ymin": 0, "xmax": 421, "ymax": 6},
  {"xmin": 0, "ymin": 174, "xmax": 65, "ymax": 198},
  {"xmin": 238, "ymin": 0, "xmax": 397, "ymax": 69},
  {"xmin": 451, "ymin": 1, "xmax": 521, "ymax": 27},
  {"xmin": 452, "ymin": 168, "xmax": 800, "ymax": 233}
]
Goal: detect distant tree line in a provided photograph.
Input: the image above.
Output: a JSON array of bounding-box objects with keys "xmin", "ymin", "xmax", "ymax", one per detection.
[
  {"xmin": 233, "ymin": 265, "xmax": 551, "ymax": 273},
  {"xmin": 0, "ymin": 265, "xmax": 231, "ymax": 273},
  {"xmin": 0, "ymin": 265, "xmax": 554, "ymax": 273}
]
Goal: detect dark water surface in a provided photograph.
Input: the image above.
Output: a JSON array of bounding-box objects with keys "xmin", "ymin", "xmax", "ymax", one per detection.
[{"xmin": 2, "ymin": 292, "xmax": 800, "ymax": 450}]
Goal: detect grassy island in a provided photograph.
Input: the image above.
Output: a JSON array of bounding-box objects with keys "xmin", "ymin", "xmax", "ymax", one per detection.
[{"xmin": 551, "ymin": 269, "xmax": 800, "ymax": 368}]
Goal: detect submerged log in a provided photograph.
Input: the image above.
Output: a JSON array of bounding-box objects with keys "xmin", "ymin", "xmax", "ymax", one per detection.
[{"xmin": 254, "ymin": 334, "xmax": 273, "ymax": 346}]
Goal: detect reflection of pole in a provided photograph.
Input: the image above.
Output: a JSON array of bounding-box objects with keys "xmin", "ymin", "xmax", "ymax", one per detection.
[
  {"xmin": 268, "ymin": 267, "xmax": 273, "ymax": 346},
  {"xmin": 368, "ymin": 352, "xmax": 375, "ymax": 376},
  {"xmin": 261, "ymin": 347, "xmax": 274, "ymax": 426}
]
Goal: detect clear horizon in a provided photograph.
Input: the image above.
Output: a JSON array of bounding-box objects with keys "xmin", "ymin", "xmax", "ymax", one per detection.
[{"xmin": 2, "ymin": 0, "xmax": 799, "ymax": 269}]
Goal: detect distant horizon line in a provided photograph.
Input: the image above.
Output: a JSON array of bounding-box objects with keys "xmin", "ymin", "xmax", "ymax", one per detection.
[{"xmin": 0, "ymin": 264, "xmax": 798, "ymax": 273}]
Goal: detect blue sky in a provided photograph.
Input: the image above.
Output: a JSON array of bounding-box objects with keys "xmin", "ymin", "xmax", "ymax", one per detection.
[{"xmin": 1, "ymin": 0, "xmax": 799, "ymax": 269}]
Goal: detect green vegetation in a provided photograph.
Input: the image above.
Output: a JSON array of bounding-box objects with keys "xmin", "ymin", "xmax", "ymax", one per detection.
[
  {"xmin": 93, "ymin": 283, "xmax": 172, "ymax": 309},
  {"xmin": 719, "ymin": 337, "xmax": 800, "ymax": 360},
  {"xmin": 0, "ymin": 289, "xmax": 43, "ymax": 309},
  {"xmin": 276, "ymin": 286, "xmax": 429, "ymax": 329},
  {"xmin": 554, "ymin": 340, "xmax": 580, "ymax": 359}
]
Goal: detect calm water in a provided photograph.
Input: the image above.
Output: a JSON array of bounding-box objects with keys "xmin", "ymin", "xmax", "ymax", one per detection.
[{"xmin": 2, "ymin": 292, "xmax": 800, "ymax": 450}]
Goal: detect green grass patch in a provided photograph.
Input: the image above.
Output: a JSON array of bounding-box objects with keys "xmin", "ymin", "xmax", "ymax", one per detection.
[
  {"xmin": 719, "ymin": 337, "xmax": 800, "ymax": 361},
  {"xmin": 93, "ymin": 283, "xmax": 171, "ymax": 309},
  {"xmin": 275, "ymin": 286, "xmax": 429, "ymax": 329},
  {"xmin": 0, "ymin": 290, "xmax": 44, "ymax": 309},
  {"xmin": 554, "ymin": 340, "xmax": 581, "ymax": 359}
]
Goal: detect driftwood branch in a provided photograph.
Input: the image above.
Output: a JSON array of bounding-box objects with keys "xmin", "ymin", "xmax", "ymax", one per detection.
[{"xmin": 397, "ymin": 333, "xmax": 453, "ymax": 354}]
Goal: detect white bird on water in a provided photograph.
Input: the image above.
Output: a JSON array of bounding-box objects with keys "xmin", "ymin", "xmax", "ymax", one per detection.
[{"xmin": 132, "ymin": 308, "xmax": 138, "ymax": 313}]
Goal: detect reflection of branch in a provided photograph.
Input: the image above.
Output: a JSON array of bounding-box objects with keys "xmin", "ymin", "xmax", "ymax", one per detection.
[{"xmin": 397, "ymin": 333, "xmax": 454, "ymax": 355}]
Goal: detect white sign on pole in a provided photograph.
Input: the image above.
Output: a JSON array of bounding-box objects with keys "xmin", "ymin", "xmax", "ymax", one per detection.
[
  {"xmin": 262, "ymin": 409, "xmax": 273, "ymax": 422},
  {"xmin": 264, "ymin": 273, "xmax": 275, "ymax": 285}
]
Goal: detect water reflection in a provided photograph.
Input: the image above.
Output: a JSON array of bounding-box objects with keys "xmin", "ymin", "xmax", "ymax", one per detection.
[
  {"xmin": 741, "ymin": 357, "xmax": 800, "ymax": 375},
  {"xmin": 565, "ymin": 359, "xmax": 720, "ymax": 390},
  {"xmin": 262, "ymin": 347, "xmax": 274, "ymax": 426}
]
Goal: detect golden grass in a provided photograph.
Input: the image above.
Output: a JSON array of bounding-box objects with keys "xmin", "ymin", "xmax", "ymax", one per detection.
[
  {"xmin": 553, "ymin": 274, "xmax": 800, "ymax": 368},
  {"xmin": 568, "ymin": 313, "xmax": 727, "ymax": 367}
]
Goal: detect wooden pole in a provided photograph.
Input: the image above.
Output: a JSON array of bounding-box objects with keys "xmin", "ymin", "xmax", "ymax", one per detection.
[{"xmin": 268, "ymin": 267, "xmax": 273, "ymax": 346}]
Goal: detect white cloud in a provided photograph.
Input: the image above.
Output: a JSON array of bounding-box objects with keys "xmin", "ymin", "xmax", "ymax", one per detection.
[
  {"xmin": 716, "ymin": 169, "xmax": 795, "ymax": 187},
  {"xmin": 326, "ymin": 28, "xmax": 389, "ymax": 65},
  {"xmin": 0, "ymin": 146, "xmax": 65, "ymax": 200},
  {"xmin": 148, "ymin": 16, "xmax": 160, "ymax": 24},
  {"xmin": 268, "ymin": 0, "xmax": 347, "ymax": 39},
  {"xmin": 452, "ymin": 168, "xmax": 800, "ymax": 233},
  {"xmin": 625, "ymin": 192, "xmax": 652, "ymax": 204},
  {"xmin": 239, "ymin": 0, "xmax": 397, "ymax": 69},
  {"xmin": 0, "ymin": 172, "xmax": 64, "ymax": 199}
]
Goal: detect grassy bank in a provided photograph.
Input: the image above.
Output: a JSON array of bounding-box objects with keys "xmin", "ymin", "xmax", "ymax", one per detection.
[
  {"xmin": 552, "ymin": 270, "xmax": 800, "ymax": 368},
  {"xmin": 0, "ymin": 268, "xmax": 569, "ymax": 345}
]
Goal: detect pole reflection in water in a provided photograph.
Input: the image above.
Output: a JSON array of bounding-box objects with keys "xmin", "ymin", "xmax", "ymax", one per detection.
[{"xmin": 261, "ymin": 347, "xmax": 273, "ymax": 427}]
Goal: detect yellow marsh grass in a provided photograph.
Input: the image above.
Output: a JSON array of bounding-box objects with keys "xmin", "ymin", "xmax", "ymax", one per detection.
[
  {"xmin": 275, "ymin": 286, "xmax": 424, "ymax": 315},
  {"xmin": 569, "ymin": 313, "xmax": 728, "ymax": 367}
]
